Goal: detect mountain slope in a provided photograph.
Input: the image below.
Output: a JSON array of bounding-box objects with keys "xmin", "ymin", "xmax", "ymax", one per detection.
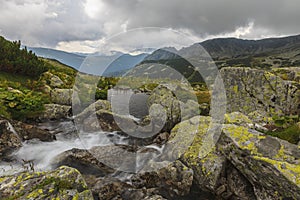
[
  {"xmin": 142, "ymin": 34, "xmax": 300, "ymax": 69},
  {"xmin": 27, "ymin": 47, "xmax": 85, "ymax": 69},
  {"xmin": 28, "ymin": 47, "xmax": 148, "ymax": 76}
]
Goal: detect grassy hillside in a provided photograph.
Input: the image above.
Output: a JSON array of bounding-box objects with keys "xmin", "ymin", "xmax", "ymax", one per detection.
[
  {"xmin": 0, "ymin": 36, "xmax": 78, "ymax": 120},
  {"xmin": 0, "ymin": 57, "xmax": 77, "ymax": 120}
]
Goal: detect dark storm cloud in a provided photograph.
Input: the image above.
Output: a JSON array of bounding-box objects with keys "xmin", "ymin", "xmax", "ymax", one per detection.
[
  {"xmin": 0, "ymin": 0, "xmax": 299, "ymax": 52},
  {"xmin": 101, "ymin": 0, "xmax": 300, "ymax": 37}
]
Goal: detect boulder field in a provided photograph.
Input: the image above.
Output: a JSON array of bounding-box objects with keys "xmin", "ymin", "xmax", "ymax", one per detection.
[{"xmin": 0, "ymin": 68, "xmax": 299, "ymax": 199}]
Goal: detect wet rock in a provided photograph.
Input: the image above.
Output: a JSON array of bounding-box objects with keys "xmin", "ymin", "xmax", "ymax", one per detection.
[
  {"xmin": 40, "ymin": 104, "xmax": 71, "ymax": 121},
  {"xmin": 0, "ymin": 166, "xmax": 93, "ymax": 200},
  {"xmin": 0, "ymin": 119, "xmax": 22, "ymax": 160},
  {"xmin": 50, "ymin": 88, "xmax": 73, "ymax": 105},
  {"xmin": 11, "ymin": 120, "xmax": 55, "ymax": 142},
  {"xmin": 51, "ymin": 148, "xmax": 115, "ymax": 176},
  {"xmin": 81, "ymin": 109, "xmax": 137, "ymax": 133}
]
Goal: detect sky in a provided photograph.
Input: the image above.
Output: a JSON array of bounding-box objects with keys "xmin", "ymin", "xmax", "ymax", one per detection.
[{"xmin": 0, "ymin": 0, "xmax": 300, "ymax": 54}]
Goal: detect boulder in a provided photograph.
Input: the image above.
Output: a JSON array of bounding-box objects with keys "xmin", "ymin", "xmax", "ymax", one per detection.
[
  {"xmin": 10, "ymin": 120, "xmax": 55, "ymax": 142},
  {"xmin": 0, "ymin": 119, "xmax": 22, "ymax": 159},
  {"xmin": 169, "ymin": 115, "xmax": 300, "ymax": 199},
  {"xmin": 132, "ymin": 160, "xmax": 193, "ymax": 199},
  {"xmin": 40, "ymin": 71, "xmax": 64, "ymax": 88},
  {"xmin": 0, "ymin": 166, "xmax": 93, "ymax": 199},
  {"xmin": 90, "ymin": 177, "xmax": 131, "ymax": 200},
  {"xmin": 224, "ymin": 112, "xmax": 253, "ymax": 128},
  {"xmin": 75, "ymin": 99, "xmax": 111, "ymax": 121},
  {"xmin": 221, "ymin": 67, "xmax": 300, "ymax": 117},
  {"xmin": 40, "ymin": 104, "xmax": 71, "ymax": 121},
  {"xmin": 51, "ymin": 148, "xmax": 115, "ymax": 176},
  {"xmin": 219, "ymin": 124, "xmax": 300, "ymax": 199},
  {"xmin": 50, "ymin": 88, "xmax": 73, "ymax": 105},
  {"xmin": 147, "ymin": 85, "xmax": 181, "ymax": 132},
  {"xmin": 81, "ymin": 109, "xmax": 137, "ymax": 133}
]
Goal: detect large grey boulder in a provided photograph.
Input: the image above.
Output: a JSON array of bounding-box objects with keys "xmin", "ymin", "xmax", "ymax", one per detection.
[
  {"xmin": 169, "ymin": 115, "xmax": 300, "ymax": 199},
  {"xmin": 147, "ymin": 85, "xmax": 181, "ymax": 132},
  {"xmin": 221, "ymin": 67, "xmax": 300, "ymax": 117},
  {"xmin": 147, "ymin": 85, "xmax": 199, "ymax": 133},
  {"xmin": 51, "ymin": 148, "xmax": 115, "ymax": 176}
]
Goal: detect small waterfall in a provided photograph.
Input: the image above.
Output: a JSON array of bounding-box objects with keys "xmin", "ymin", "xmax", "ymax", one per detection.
[
  {"xmin": 0, "ymin": 121, "xmax": 128, "ymax": 175},
  {"xmin": 7, "ymin": 121, "xmax": 22, "ymax": 141}
]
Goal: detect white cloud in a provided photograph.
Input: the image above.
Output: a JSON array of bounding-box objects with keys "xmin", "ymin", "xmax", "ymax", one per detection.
[{"xmin": 1, "ymin": 0, "xmax": 300, "ymax": 53}]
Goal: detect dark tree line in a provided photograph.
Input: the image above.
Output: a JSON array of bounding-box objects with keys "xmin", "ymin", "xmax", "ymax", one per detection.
[{"xmin": 0, "ymin": 36, "xmax": 48, "ymax": 78}]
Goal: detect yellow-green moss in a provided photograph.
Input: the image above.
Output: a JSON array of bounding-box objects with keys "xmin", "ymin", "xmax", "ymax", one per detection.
[
  {"xmin": 26, "ymin": 188, "xmax": 44, "ymax": 198},
  {"xmin": 253, "ymin": 156, "xmax": 300, "ymax": 186},
  {"xmin": 233, "ymin": 85, "xmax": 239, "ymax": 93},
  {"xmin": 224, "ymin": 112, "xmax": 253, "ymax": 125},
  {"xmin": 223, "ymin": 125, "xmax": 265, "ymax": 155}
]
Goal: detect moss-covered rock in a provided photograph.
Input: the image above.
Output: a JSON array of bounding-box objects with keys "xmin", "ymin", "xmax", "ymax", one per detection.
[
  {"xmin": 224, "ymin": 112, "xmax": 253, "ymax": 127},
  {"xmin": 50, "ymin": 88, "xmax": 73, "ymax": 105},
  {"xmin": 169, "ymin": 116, "xmax": 300, "ymax": 199},
  {"xmin": 221, "ymin": 67, "xmax": 299, "ymax": 117},
  {"xmin": 147, "ymin": 85, "xmax": 181, "ymax": 132},
  {"xmin": 39, "ymin": 104, "xmax": 71, "ymax": 121},
  {"xmin": 220, "ymin": 124, "xmax": 300, "ymax": 199},
  {"xmin": 0, "ymin": 166, "xmax": 93, "ymax": 199},
  {"xmin": 167, "ymin": 116, "xmax": 225, "ymax": 193}
]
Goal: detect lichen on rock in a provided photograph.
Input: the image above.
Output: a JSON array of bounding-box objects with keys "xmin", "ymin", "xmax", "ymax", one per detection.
[{"xmin": 0, "ymin": 166, "xmax": 93, "ymax": 200}]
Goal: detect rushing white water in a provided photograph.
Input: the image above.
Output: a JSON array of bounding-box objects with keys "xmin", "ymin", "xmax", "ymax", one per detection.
[{"xmin": 0, "ymin": 121, "xmax": 128, "ymax": 175}]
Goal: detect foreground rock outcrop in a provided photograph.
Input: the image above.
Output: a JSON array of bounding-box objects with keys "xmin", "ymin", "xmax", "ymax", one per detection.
[
  {"xmin": 169, "ymin": 115, "xmax": 300, "ymax": 200},
  {"xmin": 0, "ymin": 166, "xmax": 93, "ymax": 199}
]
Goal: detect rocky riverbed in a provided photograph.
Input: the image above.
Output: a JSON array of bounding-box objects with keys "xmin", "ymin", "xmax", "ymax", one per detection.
[{"xmin": 0, "ymin": 67, "xmax": 299, "ymax": 200}]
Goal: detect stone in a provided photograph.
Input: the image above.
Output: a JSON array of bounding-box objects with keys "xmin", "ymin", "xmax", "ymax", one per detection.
[
  {"xmin": 75, "ymin": 99, "xmax": 111, "ymax": 121},
  {"xmin": 50, "ymin": 88, "xmax": 73, "ymax": 105},
  {"xmin": 221, "ymin": 67, "xmax": 300, "ymax": 117},
  {"xmin": 10, "ymin": 120, "xmax": 55, "ymax": 142},
  {"xmin": 169, "ymin": 115, "xmax": 300, "ymax": 199},
  {"xmin": 40, "ymin": 104, "xmax": 71, "ymax": 121},
  {"xmin": 51, "ymin": 148, "xmax": 115, "ymax": 176},
  {"xmin": 224, "ymin": 112, "xmax": 253, "ymax": 128},
  {"xmin": 40, "ymin": 71, "xmax": 64, "ymax": 88},
  {"xmin": 132, "ymin": 160, "xmax": 193, "ymax": 199},
  {"xmin": 91, "ymin": 177, "xmax": 131, "ymax": 200},
  {"xmin": 219, "ymin": 124, "xmax": 300, "ymax": 199},
  {"xmin": 0, "ymin": 166, "xmax": 93, "ymax": 199},
  {"xmin": 147, "ymin": 85, "xmax": 181, "ymax": 132},
  {"xmin": 0, "ymin": 119, "xmax": 22, "ymax": 160}
]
